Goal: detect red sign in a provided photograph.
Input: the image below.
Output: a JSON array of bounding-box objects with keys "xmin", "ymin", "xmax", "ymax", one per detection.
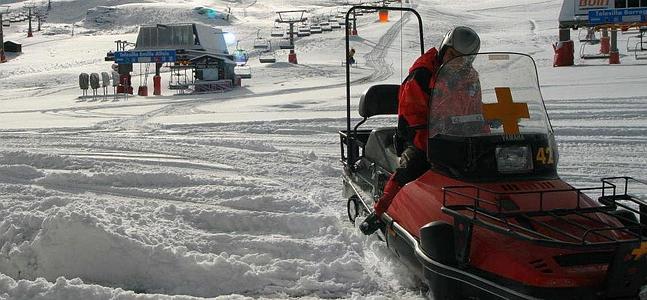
[{"xmin": 579, "ymin": 0, "xmax": 610, "ymax": 9}]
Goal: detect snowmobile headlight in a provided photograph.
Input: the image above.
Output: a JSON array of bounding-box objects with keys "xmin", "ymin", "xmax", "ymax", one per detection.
[{"xmin": 496, "ymin": 146, "xmax": 533, "ymax": 174}]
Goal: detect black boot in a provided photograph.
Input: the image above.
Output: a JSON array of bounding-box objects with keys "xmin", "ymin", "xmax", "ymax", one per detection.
[{"xmin": 359, "ymin": 212, "xmax": 382, "ymax": 235}]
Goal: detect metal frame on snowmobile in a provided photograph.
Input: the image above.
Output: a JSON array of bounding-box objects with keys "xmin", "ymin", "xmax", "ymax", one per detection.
[
  {"xmin": 341, "ymin": 4, "xmax": 425, "ymax": 218},
  {"xmin": 339, "ymin": 6, "xmax": 647, "ymax": 300}
]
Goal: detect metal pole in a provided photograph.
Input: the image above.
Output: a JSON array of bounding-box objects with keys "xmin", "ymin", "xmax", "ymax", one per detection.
[
  {"xmin": 641, "ymin": 204, "xmax": 647, "ymax": 236},
  {"xmin": 609, "ymin": 27, "xmax": 620, "ymax": 64},
  {"xmin": 289, "ymin": 23, "xmax": 294, "ymax": 47},
  {"xmin": 0, "ymin": 11, "xmax": 5, "ymax": 63},
  {"xmin": 558, "ymin": 28, "xmax": 570, "ymax": 42},
  {"xmin": 610, "ymin": 28, "xmax": 618, "ymax": 52},
  {"xmin": 27, "ymin": 7, "xmax": 33, "ymax": 37}
]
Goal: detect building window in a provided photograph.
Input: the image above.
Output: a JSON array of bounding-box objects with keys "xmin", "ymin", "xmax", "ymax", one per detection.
[{"xmin": 628, "ymin": 0, "xmax": 640, "ymax": 7}]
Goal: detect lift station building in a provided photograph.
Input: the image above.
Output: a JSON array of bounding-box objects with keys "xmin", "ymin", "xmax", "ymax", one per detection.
[{"xmin": 108, "ymin": 23, "xmax": 237, "ymax": 94}]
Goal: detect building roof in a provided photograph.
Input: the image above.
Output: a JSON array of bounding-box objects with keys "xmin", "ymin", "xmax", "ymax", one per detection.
[
  {"xmin": 3, "ymin": 41, "xmax": 21, "ymax": 46},
  {"xmin": 134, "ymin": 23, "xmax": 229, "ymax": 55}
]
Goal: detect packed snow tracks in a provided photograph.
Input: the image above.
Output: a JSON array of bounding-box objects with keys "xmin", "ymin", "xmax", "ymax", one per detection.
[{"xmin": 0, "ymin": 120, "xmax": 425, "ymax": 299}]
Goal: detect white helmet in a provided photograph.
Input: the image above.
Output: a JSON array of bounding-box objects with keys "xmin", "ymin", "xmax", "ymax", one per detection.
[{"xmin": 439, "ymin": 26, "xmax": 481, "ymax": 59}]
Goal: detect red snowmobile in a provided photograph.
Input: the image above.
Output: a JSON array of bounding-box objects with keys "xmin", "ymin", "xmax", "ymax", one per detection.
[{"xmin": 339, "ymin": 6, "xmax": 647, "ymax": 299}]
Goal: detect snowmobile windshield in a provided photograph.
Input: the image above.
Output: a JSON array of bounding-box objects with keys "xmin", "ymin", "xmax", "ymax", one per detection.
[{"xmin": 428, "ymin": 53, "xmax": 552, "ymax": 138}]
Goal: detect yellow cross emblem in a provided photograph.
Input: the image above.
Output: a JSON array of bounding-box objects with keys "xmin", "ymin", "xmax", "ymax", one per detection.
[
  {"xmin": 482, "ymin": 87, "xmax": 530, "ymax": 135},
  {"xmin": 631, "ymin": 242, "xmax": 647, "ymax": 261}
]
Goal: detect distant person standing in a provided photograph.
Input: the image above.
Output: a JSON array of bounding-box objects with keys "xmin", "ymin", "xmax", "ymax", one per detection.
[{"xmin": 347, "ymin": 48, "xmax": 356, "ymax": 65}]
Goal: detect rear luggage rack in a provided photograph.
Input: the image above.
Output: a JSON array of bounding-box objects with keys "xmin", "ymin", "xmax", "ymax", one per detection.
[
  {"xmin": 441, "ymin": 177, "xmax": 647, "ymax": 262},
  {"xmin": 600, "ymin": 177, "xmax": 647, "ymax": 220}
]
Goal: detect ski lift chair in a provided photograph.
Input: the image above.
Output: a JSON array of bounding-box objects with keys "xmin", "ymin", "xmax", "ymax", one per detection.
[
  {"xmin": 279, "ymin": 39, "xmax": 294, "ymax": 50},
  {"xmin": 578, "ymin": 28, "xmax": 600, "ymax": 44},
  {"xmin": 579, "ymin": 42, "xmax": 609, "ymax": 59},
  {"xmin": 634, "ymin": 43, "xmax": 647, "ymax": 60},
  {"xmin": 168, "ymin": 64, "xmax": 192, "ymax": 93},
  {"xmin": 626, "ymin": 32, "xmax": 641, "ymax": 52},
  {"xmin": 329, "ymin": 17, "xmax": 341, "ymax": 26},
  {"xmin": 310, "ymin": 24, "xmax": 322, "ymax": 34},
  {"xmin": 235, "ymin": 65, "xmax": 252, "ymax": 79},
  {"xmin": 578, "ymin": 29, "xmax": 608, "ymax": 59},
  {"xmin": 297, "ymin": 26, "xmax": 311, "ymax": 37},
  {"xmin": 259, "ymin": 50, "xmax": 276, "ymax": 63},
  {"xmin": 253, "ymin": 37, "xmax": 270, "ymax": 50},
  {"xmin": 321, "ymin": 22, "xmax": 332, "ymax": 32},
  {"xmin": 627, "ymin": 26, "xmax": 647, "ymax": 53},
  {"xmin": 633, "ymin": 27, "xmax": 647, "ymax": 60},
  {"xmin": 340, "ymin": 17, "xmax": 354, "ymax": 27},
  {"xmin": 258, "ymin": 41, "xmax": 277, "ymax": 64},
  {"xmin": 271, "ymin": 25, "xmax": 285, "ymax": 37},
  {"xmin": 298, "ymin": 23, "xmax": 311, "ymax": 32},
  {"xmin": 233, "ymin": 48, "xmax": 249, "ymax": 66}
]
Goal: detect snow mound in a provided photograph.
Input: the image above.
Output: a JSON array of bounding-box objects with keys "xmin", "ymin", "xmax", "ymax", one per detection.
[
  {"xmin": 0, "ymin": 151, "xmax": 94, "ymax": 171},
  {"xmin": 37, "ymin": 171, "xmax": 205, "ymax": 188},
  {"xmin": 0, "ymin": 273, "xmax": 245, "ymax": 300},
  {"xmin": 0, "ymin": 165, "xmax": 45, "ymax": 182},
  {"xmin": 0, "ymin": 199, "xmax": 378, "ymax": 298},
  {"xmin": 83, "ymin": 3, "xmax": 231, "ymax": 32}
]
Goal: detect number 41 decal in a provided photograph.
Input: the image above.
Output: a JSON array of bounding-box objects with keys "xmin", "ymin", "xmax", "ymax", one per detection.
[{"xmin": 536, "ymin": 147, "xmax": 554, "ymax": 165}]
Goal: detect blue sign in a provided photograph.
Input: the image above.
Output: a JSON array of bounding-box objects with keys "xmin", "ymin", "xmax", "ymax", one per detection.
[
  {"xmin": 114, "ymin": 50, "xmax": 177, "ymax": 64},
  {"xmin": 589, "ymin": 8, "xmax": 647, "ymax": 25}
]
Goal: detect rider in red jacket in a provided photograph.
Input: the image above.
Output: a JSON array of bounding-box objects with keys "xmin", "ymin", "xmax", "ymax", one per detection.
[{"xmin": 361, "ymin": 26, "xmax": 481, "ymax": 235}]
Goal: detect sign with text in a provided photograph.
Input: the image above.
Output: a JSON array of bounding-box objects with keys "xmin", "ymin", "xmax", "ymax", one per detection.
[
  {"xmin": 577, "ymin": 0, "xmax": 611, "ymax": 16},
  {"xmin": 114, "ymin": 50, "xmax": 177, "ymax": 64},
  {"xmin": 588, "ymin": 8, "xmax": 647, "ymax": 25}
]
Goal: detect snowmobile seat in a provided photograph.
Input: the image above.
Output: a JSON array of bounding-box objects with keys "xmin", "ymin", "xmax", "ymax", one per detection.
[
  {"xmin": 358, "ymin": 84, "xmax": 401, "ymax": 173},
  {"xmin": 358, "ymin": 84, "xmax": 400, "ymax": 118},
  {"xmin": 364, "ymin": 127, "xmax": 399, "ymax": 173}
]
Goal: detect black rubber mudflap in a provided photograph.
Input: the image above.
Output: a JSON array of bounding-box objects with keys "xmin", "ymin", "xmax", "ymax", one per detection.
[
  {"xmin": 605, "ymin": 242, "xmax": 647, "ymax": 298},
  {"xmin": 420, "ymin": 222, "xmax": 460, "ymax": 300}
]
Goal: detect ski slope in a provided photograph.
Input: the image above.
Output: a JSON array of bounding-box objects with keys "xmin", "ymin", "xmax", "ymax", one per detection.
[{"xmin": 0, "ymin": 0, "xmax": 646, "ymax": 299}]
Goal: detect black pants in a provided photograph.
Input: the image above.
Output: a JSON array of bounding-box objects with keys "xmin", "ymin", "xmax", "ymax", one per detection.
[{"xmin": 393, "ymin": 146, "xmax": 430, "ymax": 186}]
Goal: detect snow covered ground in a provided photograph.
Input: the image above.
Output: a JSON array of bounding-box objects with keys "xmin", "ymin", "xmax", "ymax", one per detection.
[{"xmin": 0, "ymin": 0, "xmax": 646, "ymax": 299}]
